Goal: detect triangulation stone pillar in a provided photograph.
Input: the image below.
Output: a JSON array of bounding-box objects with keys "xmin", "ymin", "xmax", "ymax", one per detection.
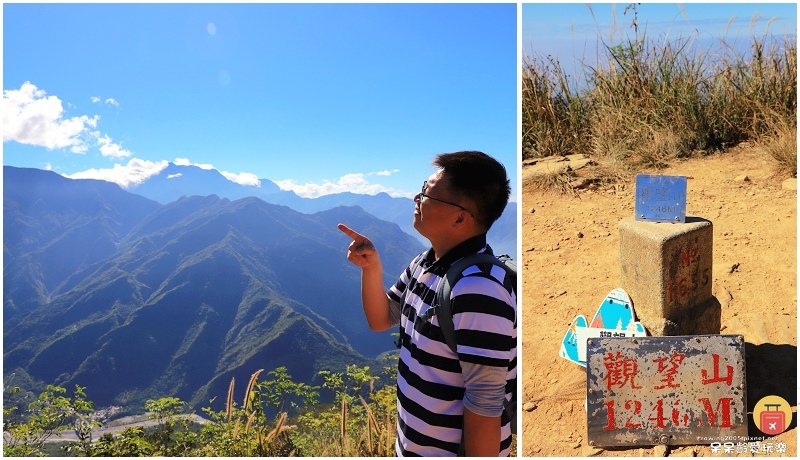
[{"xmin": 619, "ymin": 216, "xmax": 720, "ymax": 336}]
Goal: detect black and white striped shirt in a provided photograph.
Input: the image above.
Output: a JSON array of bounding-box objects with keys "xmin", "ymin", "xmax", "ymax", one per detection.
[{"xmin": 387, "ymin": 234, "xmax": 517, "ymax": 456}]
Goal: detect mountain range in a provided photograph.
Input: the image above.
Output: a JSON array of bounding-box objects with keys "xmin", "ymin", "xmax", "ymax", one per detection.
[
  {"xmin": 129, "ymin": 162, "xmax": 517, "ymax": 257},
  {"xmin": 4, "ymin": 166, "xmax": 432, "ymax": 411}
]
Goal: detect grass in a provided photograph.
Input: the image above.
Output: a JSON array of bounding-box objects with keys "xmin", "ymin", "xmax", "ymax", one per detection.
[
  {"xmin": 759, "ymin": 113, "xmax": 798, "ymax": 178},
  {"xmin": 522, "ymin": 4, "xmax": 797, "ymax": 192},
  {"xmin": 525, "ymin": 169, "xmax": 580, "ymax": 197}
]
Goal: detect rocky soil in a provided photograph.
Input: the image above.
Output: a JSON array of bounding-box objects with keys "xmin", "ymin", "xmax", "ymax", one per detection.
[{"xmin": 520, "ymin": 145, "xmax": 796, "ymax": 457}]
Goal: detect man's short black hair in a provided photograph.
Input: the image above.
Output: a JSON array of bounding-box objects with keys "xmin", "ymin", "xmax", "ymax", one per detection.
[{"xmin": 433, "ymin": 151, "xmax": 510, "ymax": 231}]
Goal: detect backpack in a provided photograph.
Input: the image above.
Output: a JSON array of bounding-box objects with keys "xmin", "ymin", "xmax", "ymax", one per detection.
[{"xmin": 412, "ymin": 252, "xmax": 518, "ymax": 435}]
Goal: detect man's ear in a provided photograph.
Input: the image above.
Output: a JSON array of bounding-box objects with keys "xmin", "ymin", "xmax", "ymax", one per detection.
[{"xmin": 453, "ymin": 211, "xmax": 470, "ymax": 227}]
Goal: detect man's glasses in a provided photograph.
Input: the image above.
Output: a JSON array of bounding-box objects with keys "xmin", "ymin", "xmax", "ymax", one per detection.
[{"xmin": 416, "ymin": 181, "xmax": 471, "ymax": 214}]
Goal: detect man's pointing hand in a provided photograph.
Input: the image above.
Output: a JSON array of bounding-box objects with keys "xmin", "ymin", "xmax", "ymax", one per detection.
[{"xmin": 338, "ymin": 223, "xmax": 381, "ymax": 269}]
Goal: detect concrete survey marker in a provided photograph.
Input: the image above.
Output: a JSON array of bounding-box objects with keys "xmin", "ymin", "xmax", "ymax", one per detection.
[
  {"xmin": 618, "ymin": 216, "xmax": 715, "ymax": 336},
  {"xmin": 635, "ymin": 175, "xmax": 687, "ymax": 223},
  {"xmin": 586, "ymin": 335, "xmax": 747, "ymax": 447}
]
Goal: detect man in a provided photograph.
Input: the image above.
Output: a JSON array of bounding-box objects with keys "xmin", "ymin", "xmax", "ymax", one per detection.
[{"xmin": 338, "ymin": 151, "xmax": 516, "ymax": 456}]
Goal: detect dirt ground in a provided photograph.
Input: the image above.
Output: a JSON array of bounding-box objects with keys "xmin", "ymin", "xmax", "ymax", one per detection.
[{"xmin": 520, "ymin": 145, "xmax": 797, "ymax": 457}]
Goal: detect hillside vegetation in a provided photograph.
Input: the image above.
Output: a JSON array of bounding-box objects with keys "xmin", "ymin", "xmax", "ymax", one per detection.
[
  {"xmin": 3, "ymin": 364, "xmax": 400, "ymax": 457},
  {"xmin": 522, "ymin": 4, "xmax": 796, "ymax": 191}
]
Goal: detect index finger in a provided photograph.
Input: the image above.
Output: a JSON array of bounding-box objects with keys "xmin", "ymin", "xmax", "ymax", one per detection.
[{"xmin": 337, "ymin": 223, "xmax": 363, "ymax": 241}]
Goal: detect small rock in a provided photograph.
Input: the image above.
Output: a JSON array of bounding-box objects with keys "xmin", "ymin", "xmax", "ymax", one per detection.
[
  {"xmin": 782, "ymin": 178, "xmax": 797, "ymax": 190},
  {"xmin": 653, "ymin": 445, "xmax": 668, "ymax": 456},
  {"xmin": 570, "ymin": 442, "xmax": 581, "ymax": 449},
  {"xmin": 530, "ymin": 207, "xmax": 536, "ymax": 213},
  {"xmin": 576, "ymin": 231, "xmax": 584, "ymax": 238},
  {"xmin": 571, "ymin": 178, "xmax": 591, "ymax": 189},
  {"xmin": 550, "ymin": 378, "xmax": 558, "ymax": 384},
  {"xmin": 522, "ymin": 402, "xmax": 536, "ymax": 412},
  {"xmin": 729, "ymin": 262, "xmax": 740, "ymax": 273},
  {"xmin": 557, "ymin": 289, "xmax": 567, "ymax": 296},
  {"xmin": 735, "ymin": 174, "xmax": 750, "ymax": 182}
]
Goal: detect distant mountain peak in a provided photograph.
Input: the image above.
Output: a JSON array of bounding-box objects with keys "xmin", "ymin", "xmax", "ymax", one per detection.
[{"xmin": 128, "ymin": 163, "xmax": 281, "ymax": 204}]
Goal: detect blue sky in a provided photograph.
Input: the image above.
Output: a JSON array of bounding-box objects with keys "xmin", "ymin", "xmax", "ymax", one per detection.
[
  {"xmin": 523, "ymin": 3, "xmax": 797, "ymax": 82},
  {"xmin": 3, "ymin": 3, "xmax": 517, "ymax": 199}
]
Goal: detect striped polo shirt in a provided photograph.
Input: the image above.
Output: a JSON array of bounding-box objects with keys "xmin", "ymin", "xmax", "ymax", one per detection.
[{"xmin": 387, "ymin": 234, "xmax": 517, "ymax": 456}]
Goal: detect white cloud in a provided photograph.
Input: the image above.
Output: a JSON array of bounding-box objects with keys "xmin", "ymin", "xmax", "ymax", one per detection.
[
  {"xmin": 221, "ymin": 171, "xmax": 261, "ymax": 187},
  {"xmin": 167, "ymin": 173, "xmax": 182, "ymax": 179},
  {"xmin": 275, "ymin": 172, "xmax": 408, "ymax": 198},
  {"xmin": 95, "ymin": 133, "xmax": 132, "ymax": 158},
  {"xmin": 4, "ymin": 81, "xmax": 98, "ymax": 154},
  {"xmin": 173, "ymin": 157, "xmax": 260, "ymax": 187},
  {"xmin": 173, "ymin": 158, "xmax": 215, "ymax": 171},
  {"xmin": 65, "ymin": 158, "xmax": 169, "ymax": 189},
  {"xmin": 91, "ymin": 96, "xmax": 119, "ymax": 107},
  {"xmin": 4, "ymin": 82, "xmax": 131, "ymax": 158},
  {"xmin": 371, "ymin": 169, "xmax": 400, "ymax": 177}
]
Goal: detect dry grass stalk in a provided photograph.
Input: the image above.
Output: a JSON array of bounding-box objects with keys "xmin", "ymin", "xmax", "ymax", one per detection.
[
  {"xmin": 386, "ymin": 411, "xmax": 393, "ymax": 454},
  {"xmin": 266, "ymin": 412, "xmax": 289, "ymax": 440},
  {"xmin": 359, "ymin": 395, "xmax": 376, "ymax": 453},
  {"xmin": 226, "ymin": 377, "xmax": 235, "ymax": 422},
  {"xmin": 243, "ymin": 369, "xmax": 264, "ymax": 411},
  {"xmin": 340, "ymin": 398, "xmax": 348, "ymax": 454},
  {"xmin": 244, "ymin": 410, "xmax": 256, "ymax": 434},
  {"xmin": 261, "ymin": 412, "xmax": 295, "ymax": 455}
]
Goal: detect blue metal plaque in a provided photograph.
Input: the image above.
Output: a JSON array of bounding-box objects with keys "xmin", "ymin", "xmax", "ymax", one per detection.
[{"xmin": 635, "ymin": 175, "xmax": 687, "ymax": 223}]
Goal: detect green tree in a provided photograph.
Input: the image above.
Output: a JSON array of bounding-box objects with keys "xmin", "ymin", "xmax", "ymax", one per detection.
[
  {"xmin": 258, "ymin": 366, "xmax": 319, "ymax": 418},
  {"xmin": 143, "ymin": 397, "xmax": 196, "ymax": 456},
  {"xmin": 3, "ymin": 385, "xmax": 95, "ymax": 456}
]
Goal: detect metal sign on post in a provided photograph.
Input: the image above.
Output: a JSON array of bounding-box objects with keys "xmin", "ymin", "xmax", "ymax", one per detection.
[
  {"xmin": 635, "ymin": 175, "xmax": 687, "ymax": 223},
  {"xmin": 586, "ymin": 335, "xmax": 747, "ymax": 447}
]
